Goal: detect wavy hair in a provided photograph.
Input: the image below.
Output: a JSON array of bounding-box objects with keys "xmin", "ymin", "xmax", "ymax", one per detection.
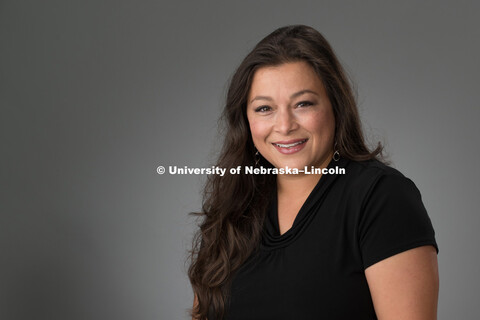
[{"xmin": 187, "ymin": 24, "xmax": 383, "ymax": 320}]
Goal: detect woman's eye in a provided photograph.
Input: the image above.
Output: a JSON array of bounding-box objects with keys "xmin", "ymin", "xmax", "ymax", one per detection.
[
  {"xmin": 297, "ymin": 101, "xmax": 313, "ymax": 108},
  {"xmin": 255, "ymin": 105, "xmax": 271, "ymax": 112}
]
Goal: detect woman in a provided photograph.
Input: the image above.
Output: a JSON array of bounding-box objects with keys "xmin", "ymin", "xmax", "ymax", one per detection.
[{"xmin": 188, "ymin": 25, "xmax": 439, "ymax": 320}]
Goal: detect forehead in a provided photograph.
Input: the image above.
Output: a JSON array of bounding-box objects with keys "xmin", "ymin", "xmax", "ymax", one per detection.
[{"xmin": 248, "ymin": 61, "xmax": 324, "ymax": 100}]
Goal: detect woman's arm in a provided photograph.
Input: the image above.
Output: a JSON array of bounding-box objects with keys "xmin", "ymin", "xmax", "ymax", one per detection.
[{"xmin": 365, "ymin": 245, "xmax": 439, "ymax": 320}]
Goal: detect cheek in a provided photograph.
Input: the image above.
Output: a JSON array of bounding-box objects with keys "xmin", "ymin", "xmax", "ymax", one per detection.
[
  {"xmin": 307, "ymin": 110, "xmax": 335, "ymax": 138},
  {"xmin": 248, "ymin": 119, "xmax": 268, "ymax": 142}
]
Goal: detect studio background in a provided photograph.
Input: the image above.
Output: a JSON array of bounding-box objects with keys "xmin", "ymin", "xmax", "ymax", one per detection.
[{"xmin": 1, "ymin": 1, "xmax": 479, "ymax": 319}]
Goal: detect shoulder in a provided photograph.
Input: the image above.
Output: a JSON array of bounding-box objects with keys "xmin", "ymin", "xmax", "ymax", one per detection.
[
  {"xmin": 345, "ymin": 159, "xmax": 406, "ymax": 181},
  {"xmin": 343, "ymin": 160, "xmax": 439, "ymax": 268},
  {"xmin": 341, "ymin": 159, "xmax": 418, "ymax": 203}
]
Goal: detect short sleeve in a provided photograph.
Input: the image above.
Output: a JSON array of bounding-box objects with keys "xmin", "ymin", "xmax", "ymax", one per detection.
[{"xmin": 359, "ymin": 173, "xmax": 438, "ymax": 269}]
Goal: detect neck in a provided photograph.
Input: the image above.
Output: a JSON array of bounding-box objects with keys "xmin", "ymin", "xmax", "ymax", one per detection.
[{"xmin": 276, "ymin": 172, "xmax": 322, "ymax": 198}]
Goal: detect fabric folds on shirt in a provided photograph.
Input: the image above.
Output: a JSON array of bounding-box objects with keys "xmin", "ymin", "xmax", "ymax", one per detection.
[{"xmin": 261, "ymin": 158, "xmax": 347, "ymax": 250}]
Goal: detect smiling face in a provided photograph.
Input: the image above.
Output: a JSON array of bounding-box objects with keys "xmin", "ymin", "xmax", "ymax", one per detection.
[{"xmin": 246, "ymin": 61, "xmax": 336, "ymax": 171}]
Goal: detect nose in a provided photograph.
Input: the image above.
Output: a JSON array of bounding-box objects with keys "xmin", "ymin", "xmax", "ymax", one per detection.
[{"xmin": 274, "ymin": 107, "xmax": 298, "ymax": 134}]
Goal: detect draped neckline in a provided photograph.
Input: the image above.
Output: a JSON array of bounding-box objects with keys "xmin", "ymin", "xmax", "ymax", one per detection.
[{"xmin": 260, "ymin": 157, "xmax": 349, "ymax": 250}]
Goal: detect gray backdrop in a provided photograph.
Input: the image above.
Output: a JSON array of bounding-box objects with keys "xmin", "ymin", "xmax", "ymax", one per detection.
[{"xmin": 1, "ymin": 0, "xmax": 479, "ymax": 319}]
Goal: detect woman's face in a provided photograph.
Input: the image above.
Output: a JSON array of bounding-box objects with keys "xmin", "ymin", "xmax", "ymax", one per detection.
[{"xmin": 246, "ymin": 61, "xmax": 335, "ymax": 171}]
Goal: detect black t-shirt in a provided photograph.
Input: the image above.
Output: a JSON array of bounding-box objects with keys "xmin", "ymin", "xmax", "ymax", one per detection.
[{"xmin": 208, "ymin": 158, "xmax": 438, "ymax": 320}]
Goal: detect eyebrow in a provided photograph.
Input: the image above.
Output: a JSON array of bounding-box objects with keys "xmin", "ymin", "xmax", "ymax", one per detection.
[{"xmin": 249, "ymin": 89, "xmax": 319, "ymax": 104}]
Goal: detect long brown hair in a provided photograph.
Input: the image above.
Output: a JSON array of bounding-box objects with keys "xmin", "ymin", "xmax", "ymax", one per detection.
[{"xmin": 187, "ymin": 24, "xmax": 383, "ymax": 320}]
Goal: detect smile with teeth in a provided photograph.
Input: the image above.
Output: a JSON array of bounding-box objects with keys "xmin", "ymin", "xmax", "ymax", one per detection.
[{"xmin": 273, "ymin": 139, "xmax": 308, "ymax": 148}]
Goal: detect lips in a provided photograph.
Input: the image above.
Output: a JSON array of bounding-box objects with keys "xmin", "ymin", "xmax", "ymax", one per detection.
[{"xmin": 272, "ymin": 138, "xmax": 308, "ymax": 154}]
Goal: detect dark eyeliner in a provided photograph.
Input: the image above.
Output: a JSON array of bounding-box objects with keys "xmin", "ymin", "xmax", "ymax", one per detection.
[
  {"xmin": 297, "ymin": 100, "xmax": 314, "ymax": 107},
  {"xmin": 255, "ymin": 106, "xmax": 270, "ymax": 112}
]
